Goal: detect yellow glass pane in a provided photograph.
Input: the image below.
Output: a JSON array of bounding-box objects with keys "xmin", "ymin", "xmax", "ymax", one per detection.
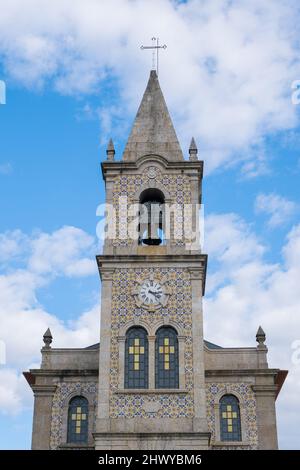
[
  {"xmin": 134, "ymin": 339, "xmax": 139, "ymax": 345},
  {"xmin": 226, "ymin": 405, "xmax": 232, "ymax": 411},
  {"xmin": 222, "ymin": 412, "xmax": 227, "ymax": 418},
  {"xmin": 159, "ymin": 346, "xmax": 164, "ymax": 353},
  {"xmin": 165, "ymin": 363, "xmax": 169, "ymax": 370},
  {"xmin": 81, "ymin": 414, "xmax": 86, "ymax": 420},
  {"xmin": 164, "ymin": 338, "xmax": 169, "ymax": 345},
  {"xmin": 140, "ymin": 347, "xmax": 144, "ymax": 354},
  {"xmin": 134, "ymin": 363, "xmax": 139, "ymax": 370},
  {"xmin": 170, "ymin": 346, "xmax": 175, "ymax": 354},
  {"xmin": 227, "ymin": 412, "xmax": 232, "ymax": 418},
  {"xmin": 76, "ymin": 420, "xmax": 81, "ymax": 427},
  {"xmin": 76, "ymin": 427, "xmax": 81, "ymax": 434},
  {"xmin": 165, "ymin": 354, "xmax": 169, "ymax": 362},
  {"xmin": 227, "ymin": 419, "xmax": 232, "ymax": 425},
  {"xmin": 134, "ymin": 347, "xmax": 139, "ymax": 353},
  {"xmin": 71, "ymin": 414, "xmax": 76, "ymax": 420},
  {"xmin": 76, "ymin": 414, "xmax": 81, "ymax": 419},
  {"xmin": 228, "ymin": 426, "xmax": 233, "ymax": 432},
  {"xmin": 232, "ymin": 412, "xmax": 237, "ymax": 418},
  {"xmin": 129, "ymin": 346, "xmax": 134, "ymax": 354},
  {"xmin": 164, "ymin": 346, "xmax": 169, "ymax": 353},
  {"xmin": 76, "ymin": 407, "xmax": 81, "ymax": 413}
]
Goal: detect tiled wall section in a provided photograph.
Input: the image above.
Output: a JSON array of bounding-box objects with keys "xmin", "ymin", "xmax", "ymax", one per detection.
[
  {"xmin": 206, "ymin": 383, "xmax": 258, "ymax": 449},
  {"xmin": 112, "ymin": 166, "xmax": 192, "ymax": 246},
  {"xmin": 110, "ymin": 267, "xmax": 194, "ymax": 418}
]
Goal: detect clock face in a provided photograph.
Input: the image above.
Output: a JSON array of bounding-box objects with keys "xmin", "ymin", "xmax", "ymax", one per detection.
[{"xmin": 139, "ymin": 280, "xmax": 163, "ymax": 306}]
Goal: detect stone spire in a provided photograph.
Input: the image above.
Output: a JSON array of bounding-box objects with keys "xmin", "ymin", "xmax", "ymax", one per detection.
[
  {"xmin": 43, "ymin": 328, "xmax": 52, "ymax": 349},
  {"xmin": 123, "ymin": 70, "xmax": 183, "ymax": 161},
  {"xmin": 106, "ymin": 138, "xmax": 115, "ymax": 161},
  {"xmin": 189, "ymin": 137, "xmax": 198, "ymax": 161}
]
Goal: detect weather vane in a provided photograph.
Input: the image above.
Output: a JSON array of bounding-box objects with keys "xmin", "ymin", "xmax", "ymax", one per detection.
[{"xmin": 141, "ymin": 37, "xmax": 167, "ymax": 75}]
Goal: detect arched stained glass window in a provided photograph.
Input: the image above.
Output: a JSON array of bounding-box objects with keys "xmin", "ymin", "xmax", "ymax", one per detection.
[
  {"xmin": 125, "ymin": 327, "xmax": 148, "ymax": 389},
  {"xmin": 67, "ymin": 396, "xmax": 89, "ymax": 444},
  {"xmin": 155, "ymin": 326, "xmax": 179, "ymax": 389},
  {"xmin": 220, "ymin": 394, "xmax": 242, "ymax": 441}
]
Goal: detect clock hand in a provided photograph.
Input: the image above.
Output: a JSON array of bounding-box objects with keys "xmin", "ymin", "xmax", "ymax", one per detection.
[{"xmin": 149, "ymin": 290, "xmax": 161, "ymax": 299}]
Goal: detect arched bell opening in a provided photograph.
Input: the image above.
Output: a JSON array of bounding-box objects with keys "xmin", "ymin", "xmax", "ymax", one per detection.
[{"xmin": 138, "ymin": 188, "xmax": 165, "ymax": 246}]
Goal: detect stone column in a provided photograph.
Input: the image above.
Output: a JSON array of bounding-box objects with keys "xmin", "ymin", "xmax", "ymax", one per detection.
[
  {"xmin": 190, "ymin": 266, "xmax": 208, "ymax": 432},
  {"xmin": 148, "ymin": 336, "xmax": 155, "ymax": 389},
  {"xmin": 31, "ymin": 385, "xmax": 57, "ymax": 449},
  {"xmin": 102, "ymin": 178, "xmax": 115, "ymax": 256},
  {"xmin": 253, "ymin": 383, "xmax": 278, "ymax": 449},
  {"xmin": 118, "ymin": 336, "xmax": 125, "ymax": 389},
  {"xmin": 96, "ymin": 267, "xmax": 114, "ymax": 432},
  {"xmin": 178, "ymin": 336, "xmax": 186, "ymax": 389}
]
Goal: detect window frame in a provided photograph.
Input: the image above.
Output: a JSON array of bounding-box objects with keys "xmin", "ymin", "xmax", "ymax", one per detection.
[
  {"xmin": 155, "ymin": 326, "xmax": 179, "ymax": 389},
  {"xmin": 124, "ymin": 326, "xmax": 149, "ymax": 389},
  {"xmin": 67, "ymin": 396, "xmax": 89, "ymax": 445},
  {"xmin": 219, "ymin": 394, "xmax": 242, "ymax": 442}
]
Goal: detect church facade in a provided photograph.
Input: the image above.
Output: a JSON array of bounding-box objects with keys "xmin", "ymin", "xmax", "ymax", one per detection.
[{"xmin": 24, "ymin": 70, "xmax": 287, "ymax": 450}]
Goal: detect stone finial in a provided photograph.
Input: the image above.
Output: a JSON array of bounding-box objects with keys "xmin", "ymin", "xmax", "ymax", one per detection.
[
  {"xmin": 43, "ymin": 328, "xmax": 52, "ymax": 349},
  {"xmin": 189, "ymin": 137, "xmax": 198, "ymax": 161},
  {"xmin": 256, "ymin": 326, "xmax": 266, "ymax": 348},
  {"xmin": 106, "ymin": 138, "xmax": 115, "ymax": 161}
]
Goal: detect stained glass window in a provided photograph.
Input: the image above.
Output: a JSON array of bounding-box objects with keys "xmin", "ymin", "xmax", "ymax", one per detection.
[
  {"xmin": 220, "ymin": 394, "xmax": 242, "ymax": 441},
  {"xmin": 125, "ymin": 327, "xmax": 148, "ymax": 389},
  {"xmin": 155, "ymin": 326, "xmax": 179, "ymax": 389},
  {"xmin": 67, "ymin": 396, "xmax": 89, "ymax": 444}
]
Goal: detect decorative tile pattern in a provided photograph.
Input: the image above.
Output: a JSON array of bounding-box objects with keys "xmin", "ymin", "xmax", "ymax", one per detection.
[
  {"xmin": 50, "ymin": 382, "xmax": 97, "ymax": 449},
  {"xmin": 110, "ymin": 267, "xmax": 194, "ymax": 418},
  {"xmin": 206, "ymin": 383, "xmax": 258, "ymax": 449},
  {"xmin": 112, "ymin": 168, "xmax": 192, "ymax": 246},
  {"xmin": 110, "ymin": 394, "xmax": 194, "ymax": 419}
]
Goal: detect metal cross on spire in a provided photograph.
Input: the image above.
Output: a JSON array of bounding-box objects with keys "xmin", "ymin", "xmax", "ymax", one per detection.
[{"xmin": 141, "ymin": 37, "xmax": 167, "ymax": 75}]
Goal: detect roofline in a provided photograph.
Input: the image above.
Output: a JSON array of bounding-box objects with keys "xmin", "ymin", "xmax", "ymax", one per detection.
[{"xmin": 275, "ymin": 369, "xmax": 288, "ymax": 400}]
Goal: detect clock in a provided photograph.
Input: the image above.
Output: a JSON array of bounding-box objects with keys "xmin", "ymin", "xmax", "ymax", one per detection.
[{"xmin": 132, "ymin": 277, "xmax": 170, "ymax": 311}]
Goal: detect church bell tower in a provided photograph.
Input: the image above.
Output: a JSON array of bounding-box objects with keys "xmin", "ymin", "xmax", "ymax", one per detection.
[{"xmin": 94, "ymin": 70, "xmax": 210, "ymax": 449}]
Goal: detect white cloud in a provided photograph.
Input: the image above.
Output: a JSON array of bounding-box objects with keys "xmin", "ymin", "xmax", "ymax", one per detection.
[
  {"xmin": 255, "ymin": 192, "xmax": 297, "ymax": 227},
  {"xmin": 0, "ymin": 230, "xmax": 27, "ymax": 262},
  {"xmin": 0, "ymin": 0, "xmax": 299, "ymax": 173},
  {"xmin": 0, "ymin": 226, "xmax": 100, "ymax": 415},
  {"xmin": 28, "ymin": 226, "xmax": 97, "ymax": 277},
  {"xmin": 0, "ymin": 369, "xmax": 32, "ymax": 415},
  {"xmin": 204, "ymin": 213, "xmax": 300, "ymax": 449},
  {"xmin": 204, "ymin": 213, "xmax": 265, "ymax": 292}
]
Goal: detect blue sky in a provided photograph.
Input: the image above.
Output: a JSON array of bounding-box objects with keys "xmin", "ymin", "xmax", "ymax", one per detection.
[{"xmin": 0, "ymin": 0, "xmax": 300, "ymax": 450}]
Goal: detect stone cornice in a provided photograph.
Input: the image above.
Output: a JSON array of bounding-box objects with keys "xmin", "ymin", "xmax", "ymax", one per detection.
[
  {"xmin": 101, "ymin": 158, "xmax": 204, "ymax": 181},
  {"xmin": 31, "ymin": 384, "xmax": 57, "ymax": 396},
  {"xmin": 252, "ymin": 385, "xmax": 278, "ymax": 395},
  {"xmin": 96, "ymin": 254, "xmax": 207, "ymax": 294},
  {"xmin": 97, "ymin": 254, "xmax": 207, "ymax": 269},
  {"xmin": 204, "ymin": 346, "xmax": 258, "ymax": 354},
  {"xmin": 29, "ymin": 369, "xmax": 98, "ymax": 377},
  {"xmin": 205, "ymin": 368, "xmax": 279, "ymax": 377},
  {"xmin": 41, "ymin": 348, "xmax": 98, "ymax": 354}
]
